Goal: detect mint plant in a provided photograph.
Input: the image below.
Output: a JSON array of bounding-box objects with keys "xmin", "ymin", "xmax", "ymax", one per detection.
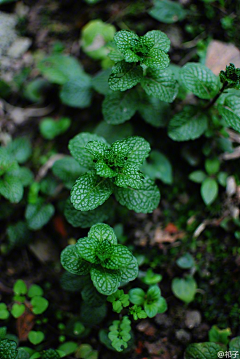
[
  {"xmin": 61, "ymin": 223, "xmax": 138, "ymax": 295},
  {"xmin": 69, "ymin": 133, "xmax": 160, "ymax": 214}
]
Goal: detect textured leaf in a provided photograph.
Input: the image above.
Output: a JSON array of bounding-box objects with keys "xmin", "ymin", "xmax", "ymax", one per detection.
[
  {"xmin": 71, "ymin": 171, "xmax": 113, "ymax": 211},
  {"xmin": 108, "ymin": 42, "xmax": 125, "ymax": 62},
  {"xmin": 0, "ymin": 176, "xmax": 23, "ymax": 203},
  {"xmin": 60, "ymin": 76, "xmax": 92, "ymax": 108},
  {"xmin": 229, "ymin": 336, "xmax": 240, "ymax": 352},
  {"xmin": 81, "ymin": 282, "xmax": 106, "ymax": 306},
  {"xmin": 52, "ymin": 156, "xmax": 85, "ymax": 188},
  {"xmin": 180, "ymin": 63, "xmax": 220, "ymax": 99},
  {"xmin": 119, "ymin": 256, "xmax": 139, "ymax": 282},
  {"xmin": 218, "ymin": 95, "xmax": 240, "ymax": 133},
  {"xmin": 103, "ymin": 245, "xmax": 133, "ymax": 269},
  {"xmin": 114, "ymin": 164, "xmax": 145, "ymax": 189},
  {"xmin": 25, "ymin": 203, "xmax": 54, "ymax": 230},
  {"xmin": 0, "ymin": 339, "xmax": 18, "ymax": 359},
  {"xmin": 8, "ymin": 167, "xmax": 33, "ymax": 187},
  {"xmin": 172, "ymin": 276, "xmax": 197, "ymax": 304},
  {"xmin": 114, "ymin": 30, "xmax": 139, "ymax": 54},
  {"xmin": 114, "ymin": 176, "xmax": 160, "ymax": 213},
  {"xmin": 102, "ymin": 90, "xmax": 138, "ymax": 125},
  {"xmin": 201, "ymin": 178, "xmax": 218, "ymax": 205},
  {"xmin": 60, "ymin": 272, "xmax": 90, "ymax": 292},
  {"xmin": 185, "ymin": 342, "xmax": 223, "ymax": 359},
  {"xmin": 137, "ymin": 92, "xmax": 170, "ymax": 127},
  {"xmin": 95, "ymin": 160, "xmax": 117, "ymax": 178},
  {"xmin": 125, "ymin": 137, "xmax": 151, "ymax": 166},
  {"xmin": 85, "ymin": 141, "xmax": 110, "ymax": 160},
  {"xmin": 41, "ymin": 349, "xmax": 60, "ymax": 359},
  {"xmin": 6, "ymin": 137, "xmax": 31, "ymax": 164},
  {"xmin": 141, "ymin": 150, "xmax": 172, "ymax": 184},
  {"xmin": 149, "ymin": 0, "xmax": 186, "ymax": 24},
  {"xmin": 69, "ymin": 132, "xmax": 107, "ymax": 168},
  {"xmin": 109, "ymin": 62, "xmax": 143, "ymax": 91},
  {"xmin": 88, "ymin": 223, "xmax": 118, "ymax": 245},
  {"xmin": 142, "ymin": 48, "xmax": 169, "ymax": 69},
  {"xmin": 168, "ymin": 106, "xmax": 208, "ymax": 141},
  {"xmin": 75, "ymin": 236, "xmax": 99, "ymax": 264},
  {"xmin": 90, "ymin": 267, "xmax": 121, "ymax": 295},
  {"xmin": 141, "ymin": 68, "xmax": 178, "ymax": 102},
  {"xmin": 64, "ymin": 198, "xmax": 112, "ymax": 228},
  {"xmin": 142, "ymin": 30, "xmax": 171, "ymax": 52},
  {"xmin": 61, "ymin": 245, "xmax": 91, "ymax": 275}
]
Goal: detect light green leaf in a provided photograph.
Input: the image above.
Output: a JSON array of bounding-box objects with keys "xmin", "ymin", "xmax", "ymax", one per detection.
[
  {"xmin": 115, "ymin": 165, "xmax": 145, "ymax": 189},
  {"xmin": 28, "ymin": 285, "xmax": 43, "ymax": 298},
  {"xmin": 11, "ymin": 303, "xmax": 25, "ymax": 318},
  {"xmin": 75, "ymin": 236, "xmax": 99, "ymax": 264},
  {"xmin": 6, "ymin": 137, "xmax": 32, "ymax": 164},
  {"xmin": 58, "ymin": 342, "xmax": 78, "ymax": 356},
  {"xmin": 141, "ymin": 150, "xmax": 172, "ymax": 184},
  {"xmin": 119, "ymin": 256, "xmax": 138, "ymax": 282},
  {"xmin": 31, "ymin": 296, "xmax": 49, "ymax": 315},
  {"xmin": 125, "ymin": 136, "xmax": 151, "ymax": 166},
  {"xmin": 141, "ymin": 68, "xmax": 178, "ymax": 102},
  {"xmin": 60, "ymin": 77, "xmax": 92, "ymax": 108},
  {"xmin": 90, "ymin": 267, "xmax": 121, "ymax": 295},
  {"xmin": 180, "ymin": 63, "xmax": 220, "ymax": 99},
  {"xmin": 218, "ymin": 95, "xmax": 240, "ymax": 133},
  {"xmin": 113, "ymin": 30, "xmax": 139, "ymax": 54},
  {"xmin": 109, "ymin": 62, "xmax": 143, "ymax": 91},
  {"xmin": 142, "ymin": 30, "xmax": 171, "ymax": 52},
  {"xmin": 114, "ymin": 176, "xmax": 160, "ymax": 213},
  {"xmin": 185, "ymin": 342, "xmax": 223, "ymax": 359},
  {"xmin": 28, "ymin": 331, "xmax": 45, "ymax": 345},
  {"xmin": 209, "ymin": 325, "xmax": 231, "ymax": 345},
  {"xmin": 25, "ymin": 202, "xmax": 54, "ymax": 230},
  {"xmin": 176, "ymin": 253, "xmax": 195, "ymax": 269},
  {"xmin": 85, "ymin": 141, "xmax": 110, "ymax": 160},
  {"xmin": 39, "ymin": 117, "xmax": 71, "ymax": 140},
  {"xmin": 144, "ymin": 301, "xmax": 159, "ymax": 318},
  {"xmin": 95, "ymin": 160, "xmax": 117, "ymax": 178},
  {"xmin": 157, "ymin": 297, "xmax": 168, "ymax": 313},
  {"xmin": 205, "ymin": 158, "xmax": 220, "ymax": 175},
  {"xmin": 61, "ymin": 245, "xmax": 91, "ymax": 275},
  {"xmin": 129, "ymin": 288, "xmax": 145, "ymax": 305},
  {"xmin": 71, "ymin": 171, "xmax": 113, "ymax": 211},
  {"xmin": 88, "ymin": 223, "xmax": 118, "ymax": 245},
  {"xmin": 52, "ymin": 156, "xmax": 85, "ymax": 188},
  {"xmin": 0, "ymin": 176, "xmax": 23, "ymax": 203},
  {"xmin": 201, "ymin": 178, "xmax": 218, "ymax": 205},
  {"xmin": 149, "ymin": 0, "xmax": 186, "ymax": 24},
  {"xmin": 189, "ymin": 170, "xmax": 207, "ymax": 183},
  {"xmin": 102, "ymin": 90, "xmax": 138, "ymax": 125},
  {"xmin": 168, "ymin": 106, "xmax": 208, "ymax": 141},
  {"xmin": 13, "ymin": 280, "xmax": 27, "ymax": 295},
  {"xmin": 172, "ymin": 276, "xmax": 197, "ymax": 304},
  {"xmin": 69, "ymin": 132, "xmax": 107, "ymax": 168},
  {"xmin": 142, "ymin": 48, "xmax": 169, "ymax": 69},
  {"xmin": 103, "ymin": 245, "xmax": 133, "ymax": 269},
  {"xmin": 0, "ymin": 303, "xmax": 10, "ymax": 320}
]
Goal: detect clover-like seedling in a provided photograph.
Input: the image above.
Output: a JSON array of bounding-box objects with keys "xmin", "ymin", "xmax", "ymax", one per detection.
[
  {"xmin": 107, "ymin": 289, "xmax": 130, "ymax": 313},
  {"xmin": 61, "ymin": 223, "xmax": 138, "ymax": 295},
  {"xmin": 129, "ymin": 304, "xmax": 147, "ymax": 320},
  {"xmin": 220, "ymin": 63, "xmax": 240, "ymax": 89},
  {"xmin": 69, "ymin": 133, "xmax": 160, "ymax": 214},
  {"xmin": 129, "ymin": 285, "xmax": 167, "ymax": 318},
  {"xmin": 108, "ymin": 316, "xmax": 132, "ymax": 352}
]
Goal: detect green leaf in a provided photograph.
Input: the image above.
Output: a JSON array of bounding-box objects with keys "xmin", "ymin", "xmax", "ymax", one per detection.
[
  {"xmin": 144, "ymin": 301, "xmax": 159, "ymax": 318},
  {"xmin": 141, "ymin": 269, "xmax": 162, "ymax": 285},
  {"xmin": 8, "ymin": 167, "xmax": 33, "ymax": 187},
  {"xmin": 149, "ymin": 0, "xmax": 186, "ymax": 24},
  {"xmin": 94, "ymin": 121, "xmax": 133, "ymax": 144},
  {"xmin": 81, "ymin": 282, "xmax": 106, "ymax": 307},
  {"xmin": 201, "ymin": 178, "xmax": 218, "ymax": 205},
  {"xmin": 205, "ymin": 158, "xmax": 220, "ymax": 175},
  {"xmin": 141, "ymin": 150, "xmax": 172, "ymax": 184},
  {"xmin": 75, "ymin": 236, "xmax": 99, "ymax": 264},
  {"xmin": 92, "ymin": 68, "xmax": 112, "ymax": 95},
  {"xmin": 172, "ymin": 276, "xmax": 197, "ymax": 304},
  {"xmin": 37, "ymin": 55, "xmax": 85, "ymax": 85},
  {"xmin": 39, "ymin": 117, "xmax": 71, "ymax": 140},
  {"xmin": 189, "ymin": 170, "xmax": 207, "ymax": 183},
  {"xmin": 176, "ymin": 253, "xmax": 195, "ymax": 269},
  {"xmin": 90, "ymin": 267, "xmax": 121, "ymax": 295},
  {"xmin": 25, "ymin": 202, "xmax": 54, "ymax": 230},
  {"xmin": 24, "ymin": 78, "xmax": 49, "ymax": 103},
  {"xmin": 80, "ymin": 302, "xmax": 107, "ymax": 327},
  {"xmin": 52, "ymin": 156, "xmax": 85, "ymax": 188},
  {"xmin": 142, "ymin": 48, "xmax": 169, "ymax": 69},
  {"xmin": 103, "ymin": 245, "xmax": 133, "ymax": 270},
  {"xmin": 114, "ymin": 176, "xmax": 160, "ymax": 213},
  {"xmin": 76, "ymin": 344, "xmax": 98, "ymax": 359},
  {"xmin": 141, "ymin": 68, "xmax": 178, "ymax": 103},
  {"xmin": 31, "ymin": 296, "xmax": 49, "ymax": 315},
  {"xmin": 180, "ymin": 63, "xmax": 220, "ymax": 99},
  {"xmin": 0, "ymin": 176, "xmax": 23, "ymax": 203},
  {"xmin": 157, "ymin": 297, "xmax": 167, "ymax": 313},
  {"xmin": 6, "ymin": 137, "xmax": 31, "ymax": 164},
  {"xmin": 71, "ymin": 171, "xmax": 113, "ymax": 211},
  {"xmin": 113, "ymin": 30, "xmax": 139, "ymax": 54},
  {"xmin": 61, "ymin": 245, "xmax": 91, "ymax": 275},
  {"xmin": 0, "ymin": 303, "xmax": 10, "ymax": 320},
  {"xmin": 95, "ymin": 160, "xmax": 117, "ymax": 178},
  {"xmin": 60, "ymin": 77, "xmax": 92, "ymax": 108},
  {"xmin": 69, "ymin": 132, "xmax": 107, "ymax": 168},
  {"xmin": 209, "ymin": 325, "xmax": 231, "ymax": 345},
  {"xmin": 124, "ymin": 136, "xmax": 151, "ymax": 166},
  {"xmin": 137, "ymin": 93, "xmax": 170, "ymax": 127},
  {"xmin": 109, "ymin": 62, "xmax": 143, "ymax": 91},
  {"xmin": 28, "ymin": 331, "xmax": 45, "ymax": 345},
  {"xmin": 7, "ymin": 221, "xmax": 31, "ymax": 248},
  {"xmin": 64, "ymin": 198, "xmax": 112, "ymax": 228},
  {"xmin": 11, "ymin": 303, "xmax": 25, "ymax": 318},
  {"xmin": 229, "ymin": 336, "xmax": 240, "ymax": 352},
  {"xmin": 185, "ymin": 342, "xmax": 223, "ymax": 359},
  {"xmin": 102, "ymin": 90, "xmax": 138, "ymax": 125},
  {"xmin": 0, "ymin": 339, "xmax": 18, "ymax": 359},
  {"xmin": 129, "ymin": 288, "xmax": 145, "ymax": 305},
  {"xmin": 168, "ymin": 106, "xmax": 208, "ymax": 141},
  {"xmin": 28, "ymin": 285, "xmax": 43, "ymax": 298},
  {"xmin": 88, "ymin": 223, "xmax": 118, "ymax": 245},
  {"xmin": 114, "ymin": 165, "xmax": 145, "ymax": 189},
  {"xmin": 218, "ymin": 95, "xmax": 240, "ymax": 133},
  {"xmin": 41, "ymin": 349, "xmax": 60, "ymax": 359},
  {"xmin": 85, "ymin": 141, "xmax": 110, "ymax": 160},
  {"xmin": 13, "ymin": 280, "xmax": 27, "ymax": 295},
  {"xmin": 58, "ymin": 342, "xmax": 78, "ymax": 356},
  {"xmin": 119, "ymin": 256, "xmax": 138, "ymax": 282},
  {"xmin": 142, "ymin": 30, "xmax": 171, "ymax": 53}
]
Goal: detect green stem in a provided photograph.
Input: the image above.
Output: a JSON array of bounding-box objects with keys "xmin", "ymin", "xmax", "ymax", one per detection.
[{"xmin": 203, "ymin": 82, "xmax": 228, "ymax": 111}]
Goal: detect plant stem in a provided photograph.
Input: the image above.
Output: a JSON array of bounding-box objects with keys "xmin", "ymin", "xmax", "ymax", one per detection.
[{"xmin": 203, "ymin": 82, "xmax": 228, "ymax": 111}]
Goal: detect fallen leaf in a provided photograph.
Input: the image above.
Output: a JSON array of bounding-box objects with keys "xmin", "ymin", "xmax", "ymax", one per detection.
[
  {"xmin": 53, "ymin": 215, "xmax": 68, "ymax": 238},
  {"xmin": 17, "ymin": 307, "xmax": 35, "ymax": 341},
  {"xmin": 164, "ymin": 223, "xmax": 179, "ymax": 233},
  {"xmin": 152, "ymin": 227, "xmax": 185, "ymax": 245},
  {"xmin": 136, "ymin": 320, "xmax": 157, "ymax": 336}
]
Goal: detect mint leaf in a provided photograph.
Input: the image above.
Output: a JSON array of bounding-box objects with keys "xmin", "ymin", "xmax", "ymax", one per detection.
[
  {"xmin": 64, "ymin": 198, "xmax": 112, "ymax": 228},
  {"xmin": 81, "ymin": 282, "xmax": 106, "ymax": 307},
  {"xmin": 102, "ymin": 90, "xmax": 138, "ymax": 125},
  {"xmin": 119, "ymin": 256, "xmax": 139, "ymax": 282},
  {"xmin": 149, "ymin": 0, "xmax": 186, "ymax": 24},
  {"xmin": 76, "ymin": 236, "xmax": 99, "ymax": 264},
  {"xmin": 229, "ymin": 337, "xmax": 240, "ymax": 352},
  {"xmin": 168, "ymin": 106, "xmax": 208, "ymax": 141},
  {"xmin": 141, "ymin": 150, "xmax": 173, "ymax": 184},
  {"xmin": 0, "ymin": 176, "xmax": 23, "ymax": 203},
  {"xmin": 114, "ymin": 164, "xmax": 145, "ymax": 189},
  {"xmin": 94, "ymin": 121, "xmax": 133, "ymax": 144},
  {"xmin": 142, "ymin": 48, "xmax": 169, "ymax": 69},
  {"xmin": 39, "ymin": 117, "xmax": 71, "ymax": 140},
  {"xmin": 71, "ymin": 171, "xmax": 113, "ymax": 211},
  {"xmin": 141, "ymin": 68, "xmax": 178, "ymax": 102},
  {"xmin": 137, "ymin": 92, "xmax": 170, "ymax": 127},
  {"xmin": 220, "ymin": 63, "xmax": 240, "ymax": 89},
  {"xmin": 60, "ymin": 76, "xmax": 92, "ymax": 108},
  {"xmin": 124, "ymin": 136, "xmax": 151, "ymax": 165},
  {"xmin": 61, "ymin": 245, "xmax": 91, "ymax": 275},
  {"xmin": 7, "ymin": 221, "xmax": 31, "ymax": 249},
  {"xmin": 0, "ymin": 339, "xmax": 18, "ymax": 359},
  {"xmin": 201, "ymin": 178, "xmax": 218, "ymax": 205},
  {"xmin": 6, "ymin": 137, "xmax": 31, "ymax": 164},
  {"xmin": 218, "ymin": 95, "xmax": 240, "ymax": 133},
  {"xmin": 25, "ymin": 202, "xmax": 54, "ymax": 230},
  {"xmin": 90, "ymin": 267, "xmax": 120, "ymax": 295},
  {"xmin": 142, "ymin": 30, "xmax": 171, "ymax": 52},
  {"xmin": 185, "ymin": 342, "xmax": 223, "ymax": 359},
  {"xmin": 52, "ymin": 156, "xmax": 85, "ymax": 189},
  {"xmin": 180, "ymin": 63, "xmax": 220, "ymax": 99},
  {"xmin": 69, "ymin": 132, "xmax": 107, "ymax": 168},
  {"xmin": 88, "ymin": 223, "xmax": 118, "ymax": 245},
  {"xmin": 109, "ymin": 62, "xmax": 143, "ymax": 91},
  {"xmin": 108, "ymin": 42, "xmax": 125, "ymax": 62},
  {"xmin": 113, "ymin": 30, "xmax": 139, "ymax": 54},
  {"xmin": 8, "ymin": 167, "xmax": 33, "ymax": 187},
  {"xmin": 114, "ymin": 176, "xmax": 160, "ymax": 213},
  {"xmin": 103, "ymin": 245, "xmax": 133, "ymax": 269},
  {"xmin": 95, "ymin": 160, "xmax": 117, "ymax": 178},
  {"xmin": 92, "ymin": 68, "xmax": 112, "ymax": 95},
  {"xmin": 86, "ymin": 141, "xmax": 110, "ymax": 160}
]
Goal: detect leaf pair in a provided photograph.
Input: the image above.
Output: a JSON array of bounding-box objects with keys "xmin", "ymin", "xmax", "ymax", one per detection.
[{"xmin": 61, "ymin": 223, "xmax": 138, "ymax": 295}]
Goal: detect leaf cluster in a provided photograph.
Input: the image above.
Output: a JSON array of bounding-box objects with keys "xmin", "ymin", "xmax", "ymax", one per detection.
[{"xmin": 108, "ymin": 316, "xmax": 132, "ymax": 352}]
